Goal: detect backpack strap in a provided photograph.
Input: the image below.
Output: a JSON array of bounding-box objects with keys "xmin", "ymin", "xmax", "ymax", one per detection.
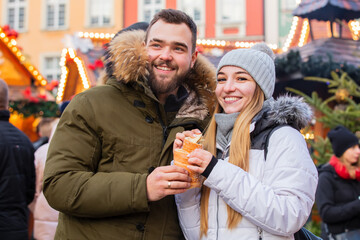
[{"xmin": 263, "ymin": 125, "xmax": 286, "ymax": 161}]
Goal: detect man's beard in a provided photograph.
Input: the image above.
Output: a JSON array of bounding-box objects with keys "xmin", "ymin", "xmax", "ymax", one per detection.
[{"xmin": 148, "ymin": 62, "xmax": 191, "ymax": 95}]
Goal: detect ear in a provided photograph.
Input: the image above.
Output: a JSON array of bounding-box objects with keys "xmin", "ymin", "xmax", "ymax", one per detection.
[{"xmin": 190, "ymin": 50, "xmax": 198, "ymax": 68}]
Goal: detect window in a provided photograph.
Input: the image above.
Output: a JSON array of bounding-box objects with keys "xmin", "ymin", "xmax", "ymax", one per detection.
[
  {"xmin": 42, "ymin": 56, "xmax": 61, "ymax": 81},
  {"xmin": 139, "ymin": 0, "xmax": 164, "ymax": 23},
  {"xmin": 221, "ymin": 0, "xmax": 245, "ymax": 22},
  {"xmin": 88, "ymin": 0, "xmax": 112, "ymax": 27},
  {"xmin": 45, "ymin": 0, "xmax": 67, "ymax": 30},
  {"xmin": 178, "ymin": 0, "xmax": 204, "ymax": 23},
  {"xmin": 281, "ymin": 0, "xmax": 298, "ymax": 10},
  {"xmin": 6, "ymin": 0, "xmax": 26, "ymax": 31}
]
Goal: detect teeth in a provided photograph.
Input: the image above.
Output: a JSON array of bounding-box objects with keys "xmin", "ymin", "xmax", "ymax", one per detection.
[
  {"xmin": 225, "ymin": 97, "xmax": 239, "ymax": 101},
  {"xmin": 156, "ymin": 66, "xmax": 172, "ymax": 71}
]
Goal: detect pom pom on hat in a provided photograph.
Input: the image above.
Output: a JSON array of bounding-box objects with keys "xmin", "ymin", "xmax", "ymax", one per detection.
[
  {"xmin": 216, "ymin": 42, "xmax": 275, "ymax": 99},
  {"xmin": 328, "ymin": 125, "xmax": 359, "ymax": 158}
]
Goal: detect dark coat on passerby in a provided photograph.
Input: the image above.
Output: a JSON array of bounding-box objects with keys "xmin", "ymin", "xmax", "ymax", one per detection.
[
  {"xmin": 43, "ymin": 28, "xmax": 216, "ymax": 239},
  {"xmin": 316, "ymin": 161, "xmax": 360, "ymax": 239},
  {"xmin": 0, "ymin": 110, "xmax": 36, "ymax": 240}
]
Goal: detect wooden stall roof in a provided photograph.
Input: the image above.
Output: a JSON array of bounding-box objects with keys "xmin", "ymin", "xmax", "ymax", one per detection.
[
  {"xmin": 56, "ymin": 48, "xmax": 91, "ymax": 102},
  {"xmin": 291, "ymin": 37, "xmax": 360, "ymax": 67},
  {"xmin": 293, "ymin": 0, "xmax": 360, "ymax": 21},
  {"xmin": 0, "ymin": 26, "xmax": 47, "ymax": 100}
]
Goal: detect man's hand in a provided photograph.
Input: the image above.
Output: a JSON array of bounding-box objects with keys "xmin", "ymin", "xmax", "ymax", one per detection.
[{"xmin": 146, "ymin": 165, "xmax": 191, "ymax": 201}]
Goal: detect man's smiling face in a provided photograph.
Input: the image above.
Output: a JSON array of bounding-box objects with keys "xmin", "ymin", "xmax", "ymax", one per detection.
[{"xmin": 146, "ymin": 20, "xmax": 197, "ymax": 98}]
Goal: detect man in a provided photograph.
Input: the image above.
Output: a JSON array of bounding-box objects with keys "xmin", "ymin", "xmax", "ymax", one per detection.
[
  {"xmin": 0, "ymin": 79, "xmax": 36, "ymax": 239},
  {"xmin": 43, "ymin": 9, "xmax": 216, "ymax": 239}
]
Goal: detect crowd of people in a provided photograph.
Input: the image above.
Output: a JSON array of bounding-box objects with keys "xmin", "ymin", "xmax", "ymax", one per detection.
[{"xmin": 0, "ymin": 8, "xmax": 359, "ymax": 240}]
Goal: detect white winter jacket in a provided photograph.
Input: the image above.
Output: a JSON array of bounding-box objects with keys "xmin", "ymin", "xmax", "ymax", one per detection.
[{"xmin": 175, "ymin": 96, "xmax": 319, "ymax": 240}]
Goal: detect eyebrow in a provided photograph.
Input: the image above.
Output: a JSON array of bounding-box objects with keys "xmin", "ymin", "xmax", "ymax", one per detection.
[
  {"xmin": 217, "ymin": 71, "xmax": 249, "ymax": 76},
  {"xmin": 150, "ymin": 38, "xmax": 188, "ymax": 50}
]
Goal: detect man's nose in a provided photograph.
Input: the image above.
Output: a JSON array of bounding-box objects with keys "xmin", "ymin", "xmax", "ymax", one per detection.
[{"xmin": 159, "ymin": 47, "xmax": 173, "ymax": 61}]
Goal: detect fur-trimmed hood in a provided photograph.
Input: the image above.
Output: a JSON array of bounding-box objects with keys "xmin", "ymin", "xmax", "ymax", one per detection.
[
  {"xmin": 252, "ymin": 95, "xmax": 313, "ymax": 134},
  {"xmin": 102, "ymin": 29, "xmax": 217, "ymax": 118}
]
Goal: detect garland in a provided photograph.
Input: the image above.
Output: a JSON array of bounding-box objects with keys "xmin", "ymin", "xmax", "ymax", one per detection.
[{"xmin": 9, "ymin": 100, "xmax": 59, "ymax": 118}]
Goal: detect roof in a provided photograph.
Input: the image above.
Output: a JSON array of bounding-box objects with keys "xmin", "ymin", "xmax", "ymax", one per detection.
[
  {"xmin": 290, "ymin": 37, "xmax": 360, "ymax": 67},
  {"xmin": 293, "ymin": 0, "xmax": 360, "ymax": 21},
  {"xmin": 0, "ymin": 26, "xmax": 46, "ymax": 87},
  {"xmin": 56, "ymin": 48, "xmax": 91, "ymax": 102}
]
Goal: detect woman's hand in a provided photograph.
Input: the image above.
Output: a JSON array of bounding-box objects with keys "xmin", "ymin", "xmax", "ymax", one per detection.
[
  {"xmin": 187, "ymin": 149, "xmax": 213, "ymax": 174},
  {"xmin": 173, "ymin": 129, "xmax": 202, "ymax": 151}
]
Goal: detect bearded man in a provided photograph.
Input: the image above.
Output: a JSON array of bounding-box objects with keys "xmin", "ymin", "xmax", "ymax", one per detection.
[{"xmin": 43, "ymin": 9, "xmax": 216, "ymax": 240}]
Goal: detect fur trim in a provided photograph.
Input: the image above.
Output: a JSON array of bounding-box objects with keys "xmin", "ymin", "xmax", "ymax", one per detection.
[
  {"xmin": 103, "ymin": 29, "xmax": 217, "ymax": 118},
  {"xmin": 182, "ymin": 55, "xmax": 217, "ymax": 116},
  {"xmin": 105, "ymin": 30, "xmax": 149, "ymax": 84},
  {"xmin": 264, "ymin": 95, "xmax": 313, "ymax": 130}
]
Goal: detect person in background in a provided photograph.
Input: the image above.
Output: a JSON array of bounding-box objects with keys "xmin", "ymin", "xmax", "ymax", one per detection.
[
  {"xmin": 32, "ymin": 118, "xmax": 55, "ymax": 151},
  {"xmin": 58, "ymin": 100, "xmax": 70, "ymax": 117},
  {"xmin": 0, "ymin": 79, "xmax": 36, "ymax": 239},
  {"xmin": 29, "ymin": 101, "xmax": 69, "ymax": 240},
  {"xmin": 174, "ymin": 43, "xmax": 318, "ymax": 239},
  {"xmin": 43, "ymin": 9, "xmax": 216, "ymax": 240},
  {"xmin": 31, "ymin": 118, "xmax": 59, "ymax": 240},
  {"xmin": 316, "ymin": 125, "xmax": 360, "ymax": 240}
]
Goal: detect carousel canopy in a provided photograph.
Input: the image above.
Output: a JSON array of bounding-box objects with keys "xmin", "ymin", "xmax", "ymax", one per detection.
[{"xmin": 293, "ymin": 0, "xmax": 360, "ymax": 21}]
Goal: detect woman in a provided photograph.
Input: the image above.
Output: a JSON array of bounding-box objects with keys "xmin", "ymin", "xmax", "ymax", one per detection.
[
  {"xmin": 31, "ymin": 119, "xmax": 59, "ymax": 240},
  {"xmin": 316, "ymin": 125, "xmax": 360, "ymax": 240},
  {"xmin": 173, "ymin": 43, "xmax": 318, "ymax": 239}
]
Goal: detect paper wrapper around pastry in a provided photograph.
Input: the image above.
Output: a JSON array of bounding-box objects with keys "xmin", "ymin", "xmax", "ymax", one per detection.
[{"xmin": 174, "ymin": 134, "xmax": 203, "ymax": 188}]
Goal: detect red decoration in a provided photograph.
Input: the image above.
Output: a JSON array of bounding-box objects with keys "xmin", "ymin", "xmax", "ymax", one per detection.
[
  {"xmin": 88, "ymin": 64, "xmax": 96, "ymax": 70},
  {"xmin": 37, "ymin": 93, "xmax": 48, "ymax": 101},
  {"xmin": 2, "ymin": 25, "xmax": 9, "ymax": 31},
  {"xmin": 45, "ymin": 80, "xmax": 59, "ymax": 91},
  {"xmin": 94, "ymin": 59, "xmax": 104, "ymax": 68},
  {"xmin": 29, "ymin": 96, "xmax": 39, "ymax": 103},
  {"xmin": 50, "ymin": 80, "xmax": 59, "ymax": 88},
  {"xmin": 88, "ymin": 59, "xmax": 104, "ymax": 71},
  {"xmin": 23, "ymin": 87, "xmax": 32, "ymax": 99},
  {"xmin": 2, "ymin": 25, "xmax": 18, "ymax": 39}
]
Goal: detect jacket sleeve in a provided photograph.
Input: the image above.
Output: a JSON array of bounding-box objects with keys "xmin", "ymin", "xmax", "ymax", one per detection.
[
  {"xmin": 316, "ymin": 171, "xmax": 360, "ymax": 223},
  {"xmin": 204, "ymin": 126, "xmax": 318, "ymax": 236},
  {"xmin": 175, "ymin": 186, "xmax": 202, "ymax": 240},
  {"xmin": 43, "ymin": 94, "xmax": 149, "ymax": 218}
]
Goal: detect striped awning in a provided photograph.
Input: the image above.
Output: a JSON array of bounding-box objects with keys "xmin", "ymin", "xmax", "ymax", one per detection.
[{"xmin": 293, "ymin": 0, "xmax": 360, "ymax": 21}]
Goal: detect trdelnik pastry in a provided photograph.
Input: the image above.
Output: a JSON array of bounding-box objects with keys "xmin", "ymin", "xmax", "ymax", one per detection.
[{"xmin": 173, "ymin": 134, "xmax": 203, "ymax": 188}]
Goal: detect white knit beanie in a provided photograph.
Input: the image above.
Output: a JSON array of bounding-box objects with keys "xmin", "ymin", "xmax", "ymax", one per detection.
[{"xmin": 216, "ymin": 42, "xmax": 276, "ymax": 99}]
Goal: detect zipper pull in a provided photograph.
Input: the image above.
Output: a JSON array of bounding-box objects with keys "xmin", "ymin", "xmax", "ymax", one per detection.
[{"xmin": 257, "ymin": 227, "xmax": 263, "ymax": 240}]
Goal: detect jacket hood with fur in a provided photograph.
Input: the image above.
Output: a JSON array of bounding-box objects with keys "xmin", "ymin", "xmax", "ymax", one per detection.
[
  {"xmin": 102, "ymin": 29, "xmax": 217, "ymax": 119},
  {"xmin": 252, "ymin": 95, "xmax": 313, "ymax": 135}
]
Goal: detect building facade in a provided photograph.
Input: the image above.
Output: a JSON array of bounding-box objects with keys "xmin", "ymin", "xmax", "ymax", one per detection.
[
  {"xmin": 0, "ymin": 0, "xmax": 123, "ymax": 82},
  {"xmin": 125, "ymin": 0, "xmax": 264, "ymax": 41},
  {"xmin": 0, "ymin": 0, "xmax": 300, "ymax": 84}
]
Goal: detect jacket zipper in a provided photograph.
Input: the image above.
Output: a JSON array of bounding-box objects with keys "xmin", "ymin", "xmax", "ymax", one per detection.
[
  {"xmin": 215, "ymin": 147, "xmax": 229, "ymax": 240},
  {"xmin": 215, "ymin": 194, "xmax": 219, "ymax": 240}
]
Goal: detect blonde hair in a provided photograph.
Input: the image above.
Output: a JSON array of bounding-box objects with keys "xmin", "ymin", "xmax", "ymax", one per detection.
[{"xmin": 200, "ymin": 85, "xmax": 265, "ymax": 237}]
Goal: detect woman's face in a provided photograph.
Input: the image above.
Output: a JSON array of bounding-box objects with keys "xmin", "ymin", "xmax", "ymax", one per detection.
[
  {"xmin": 215, "ymin": 66, "xmax": 257, "ymax": 114},
  {"xmin": 342, "ymin": 145, "xmax": 360, "ymax": 166}
]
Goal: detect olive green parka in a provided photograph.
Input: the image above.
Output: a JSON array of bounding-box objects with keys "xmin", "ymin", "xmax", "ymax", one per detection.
[{"xmin": 43, "ymin": 29, "xmax": 216, "ymax": 239}]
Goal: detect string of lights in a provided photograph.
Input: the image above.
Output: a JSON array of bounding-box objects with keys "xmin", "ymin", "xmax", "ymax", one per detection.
[
  {"xmin": 56, "ymin": 48, "xmax": 90, "ymax": 103},
  {"xmin": 0, "ymin": 27, "xmax": 46, "ymax": 86}
]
